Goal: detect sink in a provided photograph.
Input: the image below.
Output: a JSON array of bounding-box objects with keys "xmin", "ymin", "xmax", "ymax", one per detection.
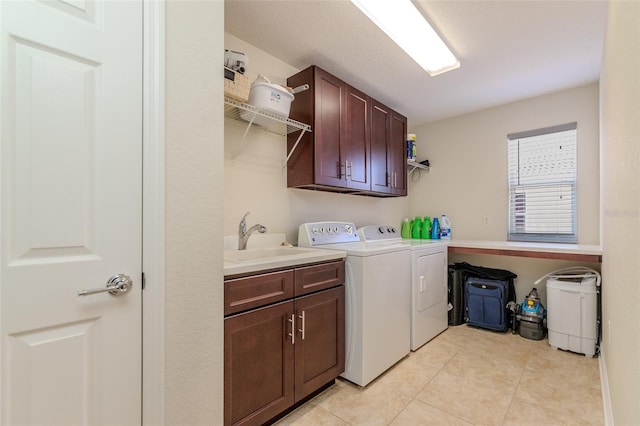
[
  {"xmin": 224, "ymin": 247, "xmax": 316, "ymax": 263},
  {"xmin": 224, "ymin": 245, "xmax": 346, "ymax": 276}
]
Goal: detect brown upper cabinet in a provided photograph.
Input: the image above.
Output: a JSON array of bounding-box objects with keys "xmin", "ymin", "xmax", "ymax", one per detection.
[
  {"xmin": 371, "ymin": 99, "xmax": 408, "ymax": 195},
  {"xmin": 287, "ymin": 65, "xmax": 407, "ymax": 197}
]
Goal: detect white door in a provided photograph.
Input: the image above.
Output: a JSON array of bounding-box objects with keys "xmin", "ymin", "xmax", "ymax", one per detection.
[{"xmin": 0, "ymin": 1, "xmax": 142, "ymax": 424}]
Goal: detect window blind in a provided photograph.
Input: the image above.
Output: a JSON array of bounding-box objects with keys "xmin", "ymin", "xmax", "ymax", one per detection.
[{"xmin": 508, "ymin": 123, "xmax": 577, "ymax": 243}]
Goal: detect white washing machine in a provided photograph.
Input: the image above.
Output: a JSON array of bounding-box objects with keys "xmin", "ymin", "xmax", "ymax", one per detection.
[
  {"xmin": 298, "ymin": 222, "xmax": 411, "ymax": 387},
  {"xmin": 358, "ymin": 226, "xmax": 449, "ymax": 351}
]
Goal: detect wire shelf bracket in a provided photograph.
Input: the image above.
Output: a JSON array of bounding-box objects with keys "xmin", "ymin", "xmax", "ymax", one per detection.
[
  {"xmin": 407, "ymin": 160, "xmax": 430, "ymax": 177},
  {"xmin": 224, "ymin": 96, "xmax": 311, "ymax": 164}
]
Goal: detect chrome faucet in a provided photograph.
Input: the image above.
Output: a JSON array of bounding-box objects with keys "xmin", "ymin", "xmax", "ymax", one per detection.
[{"xmin": 238, "ymin": 211, "xmax": 267, "ymax": 250}]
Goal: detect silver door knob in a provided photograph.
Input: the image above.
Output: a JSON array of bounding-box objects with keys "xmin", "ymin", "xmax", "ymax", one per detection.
[{"xmin": 78, "ymin": 274, "xmax": 133, "ymax": 297}]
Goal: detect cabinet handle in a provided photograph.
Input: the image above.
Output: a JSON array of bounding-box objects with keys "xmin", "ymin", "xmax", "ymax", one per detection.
[
  {"xmin": 298, "ymin": 311, "xmax": 306, "ymax": 340},
  {"xmin": 346, "ymin": 161, "xmax": 352, "ymax": 179},
  {"xmin": 287, "ymin": 314, "xmax": 295, "ymax": 345},
  {"xmin": 393, "ymin": 172, "xmax": 397, "ymax": 188},
  {"xmin": 339, "ymin": 161, "xmax": 346, "ymax": 179},
  {"xmin": 420, "ymin": 275, "xmax": 425, "ymax": 293}
]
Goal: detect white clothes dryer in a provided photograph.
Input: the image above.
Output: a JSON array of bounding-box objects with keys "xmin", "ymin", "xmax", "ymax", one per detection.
[{"xmin": 358, "ymin": 226, "xmax": 449, "ymax": 351}]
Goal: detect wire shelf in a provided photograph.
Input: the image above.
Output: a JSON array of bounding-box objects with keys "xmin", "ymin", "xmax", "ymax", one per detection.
[
  {"xmin": 407, "ymin": 160, "xmax": 430, "ymax": 179},
  {"xmin": 407, "ymin": 160, "xmax": 429, "ymax": 171},
  {"xmin": 224, "ymin": 96, "xmax": 311, "ymax": 136}
]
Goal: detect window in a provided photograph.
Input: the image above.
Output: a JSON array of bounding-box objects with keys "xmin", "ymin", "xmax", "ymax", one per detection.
[{"xmin": 508, "ymin": 123, "xmax": 577, "ymax": 243}]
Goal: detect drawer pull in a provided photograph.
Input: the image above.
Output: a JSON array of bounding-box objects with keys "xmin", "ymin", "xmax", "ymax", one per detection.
[
  {"xmin": 298, "ymin": 311, "xmax": 306, "ymax": 340},
  {"xmin": 287, "ymin": 314, "xmax": 295, "ymax": 345}
]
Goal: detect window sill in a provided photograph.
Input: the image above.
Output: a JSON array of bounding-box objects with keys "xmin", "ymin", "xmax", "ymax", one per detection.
[{"xmin": 447, "ymin": 239, "xmax": 602, "ymax": 263}]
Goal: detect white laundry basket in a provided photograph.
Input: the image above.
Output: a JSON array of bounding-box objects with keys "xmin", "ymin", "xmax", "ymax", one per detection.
[{"xmin": 540, "ymin": 267, "xmax": 601, "ymax": 357}]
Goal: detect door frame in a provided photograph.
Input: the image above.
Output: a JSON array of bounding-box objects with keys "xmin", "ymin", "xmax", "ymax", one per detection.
[{"xmin": 142, "ymin": 1, "xmax": 165, "ymax": 425}]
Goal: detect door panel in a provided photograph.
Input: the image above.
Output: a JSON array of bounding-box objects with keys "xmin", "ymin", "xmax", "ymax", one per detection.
[
  {"xmin": 12, "ymin": 38, "xmax": 99, "ymax": 263},
  {"xmin": 224, "ymin": 301, "xmax": 295, "ymax": 426},
  {"xmin": 370, "ymin": 101, "xmax": 391, "ymax": 193},
  {"xmin": 7, "ymin": 319, "xmax": 99, "ymax": 425},
  {"xmin": 294, "ymin": 286, "xmax": 345, "ymax": 402},
  {"xmin": 390, "ymin": 112, "xmax": 407, "ymax": 195},
  {"xmin": 344, "ymin": 86, "xmax": 370, "ymax": 190},
  {"xmin": 314, "ymin": 68, "xmax": 344, "ymax": 187},
  {"xmin": 1, "ymin": 1, "xmax": 143, "ymax": 424}
]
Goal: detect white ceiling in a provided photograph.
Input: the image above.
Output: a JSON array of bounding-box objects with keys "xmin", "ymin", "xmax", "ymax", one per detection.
[{"xmin": 225, "ymin": 0, "xmax": 608, "ymax": 126}]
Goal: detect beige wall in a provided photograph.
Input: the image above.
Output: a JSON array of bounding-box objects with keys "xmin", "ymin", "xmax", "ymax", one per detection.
[
  {"xmin": 224, "ymin": 33, "xmax": 409, "ymax": 242},
  {"xmin": 165, "ymin": 2, "xmax": 224, "ymax": 424},
  {"xmin": 409, "ymin": 84, "xmax": 601, "ymax": 303},
  {"xmin": 409, "ymin": 84, "xmax": 600, "ymax": 244},
  {"xmin": 600, "ymin": 1, "xmax": 640, "ymax": 423}
]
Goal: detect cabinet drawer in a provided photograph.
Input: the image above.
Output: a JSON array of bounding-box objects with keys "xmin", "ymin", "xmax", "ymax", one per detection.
[
  {"xmin": 294, "ymin": 260, "xmax": 345, "ymax": 296},
  {"xmin": 225, "ymin": 270, "xmax": 294, "ymax": 316}
]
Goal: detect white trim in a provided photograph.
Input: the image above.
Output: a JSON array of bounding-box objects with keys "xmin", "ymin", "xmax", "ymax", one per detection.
[
  {"xmin": 599, "ymin": 348, "xmax": 614, "ymax": 426},
  {"xmin": 142, "ymin": 1, "xmax": 165, "ymax": 425}
]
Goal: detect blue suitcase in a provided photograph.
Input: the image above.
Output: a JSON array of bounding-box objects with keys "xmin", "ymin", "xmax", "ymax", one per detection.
[{"xmin": 464, "ymin": 277, "xmax": 510, "ymax": 331}]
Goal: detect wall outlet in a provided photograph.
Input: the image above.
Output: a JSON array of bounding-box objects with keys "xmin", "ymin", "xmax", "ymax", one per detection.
[{"xmin": 482, "ymin": 216, "xmax": 489, "ymax": 226}]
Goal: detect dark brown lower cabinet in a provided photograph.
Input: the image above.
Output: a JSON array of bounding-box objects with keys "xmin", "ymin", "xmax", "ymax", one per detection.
[
  {"xmin": 294, "ymin": 287, "xmax": 345, "ymax": 402},
  {"xmin": 224, "ymin": 301, "xmax": 294, "ymax": 426},
  {"xmin": 224, "ymin": 285, "xmax": 345, "ymax": 426}
]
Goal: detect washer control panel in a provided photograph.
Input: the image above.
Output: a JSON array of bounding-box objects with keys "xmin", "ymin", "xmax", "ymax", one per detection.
[
  {"xmin": 298, "ymin": 222, "xmax": 360, "ymax": 246},
  {"xmin": 358, "ymin": 225, "xmax": 402, "ymax": 242}
]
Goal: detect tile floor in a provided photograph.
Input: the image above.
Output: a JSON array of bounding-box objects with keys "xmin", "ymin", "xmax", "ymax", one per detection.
[{"xmin": 275, "ymin": 325, "xmax": 604, "ymax": 426}]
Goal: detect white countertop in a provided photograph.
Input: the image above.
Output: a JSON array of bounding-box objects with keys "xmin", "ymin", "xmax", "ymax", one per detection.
[
  {"xmin": 222, "ymin": 234, "xmax": 602, "ymax": 277},
  {"xmin": 447, "ymin": 239, "xmax": 602, "ymax": 255},
  {"xmin": 223, "ymin": 247, "xmax": 346, "ymax": 277}
]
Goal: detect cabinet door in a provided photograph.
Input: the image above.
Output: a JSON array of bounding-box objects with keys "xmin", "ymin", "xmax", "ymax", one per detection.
[
  {"xmin": 370, "ymin": 100, "xmax": 392, "ymax": 194},
  {"xmin": 294, "ymin": 286, "xmax": 345, "ymax": 402},
  {"xmin": 390, "ymin": 111, "xmax": 408, "ymax": 196},
  {"xmin": 225, "ymin": 301, "xmax": 295, "ymax": 426},
  {"xmin": 314, "ymin": 67, "xmax": 345, "ymax": 188},
  {"xmin": 344, "ymin": 85, "xmax": 371, "ymax": 190}
]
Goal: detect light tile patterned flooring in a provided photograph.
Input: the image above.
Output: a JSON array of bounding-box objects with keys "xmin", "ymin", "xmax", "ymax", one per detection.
[{"xmin": 275, "ymin": 325, "xmax": 604, "ymax": 425}]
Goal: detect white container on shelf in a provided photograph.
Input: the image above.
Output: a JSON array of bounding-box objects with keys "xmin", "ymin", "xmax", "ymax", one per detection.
[{"xmin": 247, "ymin": 81, "xmax": 294, "ymax": 117}]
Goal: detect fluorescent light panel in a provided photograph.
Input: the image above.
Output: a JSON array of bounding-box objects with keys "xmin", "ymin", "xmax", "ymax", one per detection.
[{"xmin": 351, "ymin": 0, "xmax": 459, "ymax": 76}]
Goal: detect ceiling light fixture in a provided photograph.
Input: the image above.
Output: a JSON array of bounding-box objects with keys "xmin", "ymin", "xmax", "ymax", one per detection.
[{"xmin": 351, "ymin": 0, "xmax": 460, "ymax": 76}]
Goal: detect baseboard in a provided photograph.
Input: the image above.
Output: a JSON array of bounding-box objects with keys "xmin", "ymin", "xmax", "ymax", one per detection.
[{"xmin": 599, "ymin": 348, "xmax": 614, "ymax": 425}]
